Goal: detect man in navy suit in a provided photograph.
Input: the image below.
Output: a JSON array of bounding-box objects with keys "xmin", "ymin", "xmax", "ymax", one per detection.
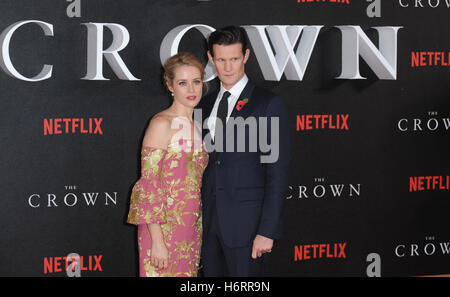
[{"xmin": 196, "ymin": 26, "xmax": 291, "ymax": 277}]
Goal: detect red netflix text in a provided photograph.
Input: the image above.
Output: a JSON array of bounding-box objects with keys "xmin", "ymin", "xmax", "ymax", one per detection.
[
  {"xmin": 411, "ymin": 52, "xmax": 450, "ymax": 67},
  {"xmin": 409, "ymin": 175, "xmax": 449, "ymax": 192},
  {"xmin": 43, "ymin": 254, "xmax": 103, "ymax": 274},
  {"xmin": 296, "ymin": 114, "xmax": 349, "ymax": 131},
  {"xmin": 43, "ymin": 118, "xmax": 103, "ymax": 135},
  {"xmin": 294, "ymin": 243, "xmax": 347, "ymax": 261}
]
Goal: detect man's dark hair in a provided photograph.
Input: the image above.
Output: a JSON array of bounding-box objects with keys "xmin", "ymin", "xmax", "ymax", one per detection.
[{"xmin": 207, "ymin": 26, "xmax": 250, "ymax": 57}]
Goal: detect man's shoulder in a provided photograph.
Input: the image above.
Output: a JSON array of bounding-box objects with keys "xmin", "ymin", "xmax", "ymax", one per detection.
[
  {"xmin": 248, "ymin": 82, "xmax": 288, "ymax": 118},
  {"xmin": 252, "ymin": 84, "xmax": 277, "ymax": 99},
  {"xmin": 250, "ymin": 83, "xmax": 282, "ymax": 107}
]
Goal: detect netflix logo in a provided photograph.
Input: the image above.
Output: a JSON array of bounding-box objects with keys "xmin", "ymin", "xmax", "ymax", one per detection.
[
  {"xmin": 44, "ymin": 254, "xmax": 103, "ymax": 275},
  {"xmin": 43, "ymin": 118, "xmax": 103, "ymax": 135},
  {"xmin": 409, "ymin": 175, "xmax": 449, "ymax": 192},
  {"xmin": 296, "ymin": 114, "xmax": 349, "ymax": 131},
  {"xmin": 294, "ymin": 243, "xmax": 347, "ymax": 261},
  {"xmin": 411, "ymin": 51, "xmax": 450, "ymax": 67}
]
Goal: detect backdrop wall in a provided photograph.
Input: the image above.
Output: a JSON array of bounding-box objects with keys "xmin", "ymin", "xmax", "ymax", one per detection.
[{"xmin": 0, "ymin": 0, "xmax": 449, "ymax": 277}]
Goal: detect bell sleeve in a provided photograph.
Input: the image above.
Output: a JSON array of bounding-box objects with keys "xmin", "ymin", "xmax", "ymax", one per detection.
[{"xmin": 127, "ymin": 145, "xmax": 168, "ymax": 225}]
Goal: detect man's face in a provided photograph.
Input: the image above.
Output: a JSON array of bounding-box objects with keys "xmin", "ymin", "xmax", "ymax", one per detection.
[{"xmin": 208, "ymin": 43, "xmax": 250, "ymax": 90}]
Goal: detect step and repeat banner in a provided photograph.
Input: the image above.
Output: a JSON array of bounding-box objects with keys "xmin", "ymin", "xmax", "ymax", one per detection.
[{"xmin": 0, "ymin": 0, "xmax": 449, "ymax": 277}]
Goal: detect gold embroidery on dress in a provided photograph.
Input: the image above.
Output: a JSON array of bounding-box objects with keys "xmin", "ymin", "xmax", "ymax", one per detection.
[{"xmin": 128, "ymin": 139, "xmax": 209, "ymax": 277}]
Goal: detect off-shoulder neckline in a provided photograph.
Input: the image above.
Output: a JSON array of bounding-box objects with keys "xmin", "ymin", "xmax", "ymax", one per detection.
[{"xmin": 142, "ymin": 138, "xmax": 204, "ymax": 151}]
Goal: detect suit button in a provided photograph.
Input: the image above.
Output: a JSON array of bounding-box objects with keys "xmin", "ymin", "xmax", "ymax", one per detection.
[{"xmin": 215, "ymin": 160, "xmax": 221, "ymax": 165}]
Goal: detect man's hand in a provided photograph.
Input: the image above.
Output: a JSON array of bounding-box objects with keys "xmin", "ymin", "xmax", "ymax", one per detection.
[{"xmin": 252, "ymin": 234, "xmax": 274, "ymax": 259}]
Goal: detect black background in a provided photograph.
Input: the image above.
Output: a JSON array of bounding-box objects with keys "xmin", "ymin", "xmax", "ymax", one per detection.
[{"xmin": 0, "ymin": 0, "xmax": 449, "ymax": 277}]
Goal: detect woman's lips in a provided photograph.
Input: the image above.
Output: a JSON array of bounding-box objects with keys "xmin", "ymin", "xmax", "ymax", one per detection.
[{"xmin": 187, "ymin": 95, "xmax": 197, "ymax": 100}]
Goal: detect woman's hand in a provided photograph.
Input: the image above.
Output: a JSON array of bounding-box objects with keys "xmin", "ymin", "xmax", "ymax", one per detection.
[
  {"xmin": 151, "ymin": 240, "xmax": 169, "ymax": 270},
  {"xmin": 147, "ymin": 223, "xmax": 169, "ymax": 270}
]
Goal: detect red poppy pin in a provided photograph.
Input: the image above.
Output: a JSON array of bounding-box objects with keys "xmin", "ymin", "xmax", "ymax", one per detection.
[{"xmin": 236, "ymin": 98, "xmax": 249, "ymax": 111}]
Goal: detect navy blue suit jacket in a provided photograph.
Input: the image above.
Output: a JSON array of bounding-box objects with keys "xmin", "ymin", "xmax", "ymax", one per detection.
[{"xmin": 196, "ymin": 79, "xmax": 291, "ymax": 248}]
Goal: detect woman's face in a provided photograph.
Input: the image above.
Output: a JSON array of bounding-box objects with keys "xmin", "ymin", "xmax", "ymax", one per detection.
[{"xmin": 167, "ymin": 65, "xmax": 203, "ymax": 109}]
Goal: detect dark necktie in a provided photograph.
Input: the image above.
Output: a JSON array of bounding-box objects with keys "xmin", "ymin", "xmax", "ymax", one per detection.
[{"xmin": 214, "ymin": 91, "xmax": 231, "ymax": 143}]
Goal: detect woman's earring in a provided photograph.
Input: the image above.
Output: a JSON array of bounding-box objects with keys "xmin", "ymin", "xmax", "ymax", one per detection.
[{"xmin": 171, "ymin": 92, "xmax": 174, "ymax": 97}]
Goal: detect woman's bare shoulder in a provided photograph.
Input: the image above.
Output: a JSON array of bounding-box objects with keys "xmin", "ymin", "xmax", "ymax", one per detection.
[{"xmin": 142, "ymin": 113, "xmax": 172, "ymax": 149}]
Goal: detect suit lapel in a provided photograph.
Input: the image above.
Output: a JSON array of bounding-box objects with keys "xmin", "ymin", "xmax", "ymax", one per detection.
[
  {"xmin": 217, "ymin": 80, "xmax": 256, "ymax": 161},
  {"xmin": 228, "ymin": 80, "xmax": 255, "ymax": 120},
  {"xmin": 199, "ymin": 89, "xmax": 219, "ymax": 141}
]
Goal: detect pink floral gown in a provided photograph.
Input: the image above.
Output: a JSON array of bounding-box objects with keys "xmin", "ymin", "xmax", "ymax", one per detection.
[{"xmin": 127, "ymin": 138, "xmax": 209, "ymax": 277}]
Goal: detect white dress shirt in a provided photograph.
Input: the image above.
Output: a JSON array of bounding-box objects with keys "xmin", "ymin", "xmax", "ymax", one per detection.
[{"xmin": 207, "ymin": 74, "xmax": 249, "ymax": 140}]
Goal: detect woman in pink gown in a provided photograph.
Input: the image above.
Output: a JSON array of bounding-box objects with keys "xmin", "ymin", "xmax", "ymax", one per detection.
[{"xmin": 127, "ymin": 53, "xmax": 209, "ymax": 277}]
